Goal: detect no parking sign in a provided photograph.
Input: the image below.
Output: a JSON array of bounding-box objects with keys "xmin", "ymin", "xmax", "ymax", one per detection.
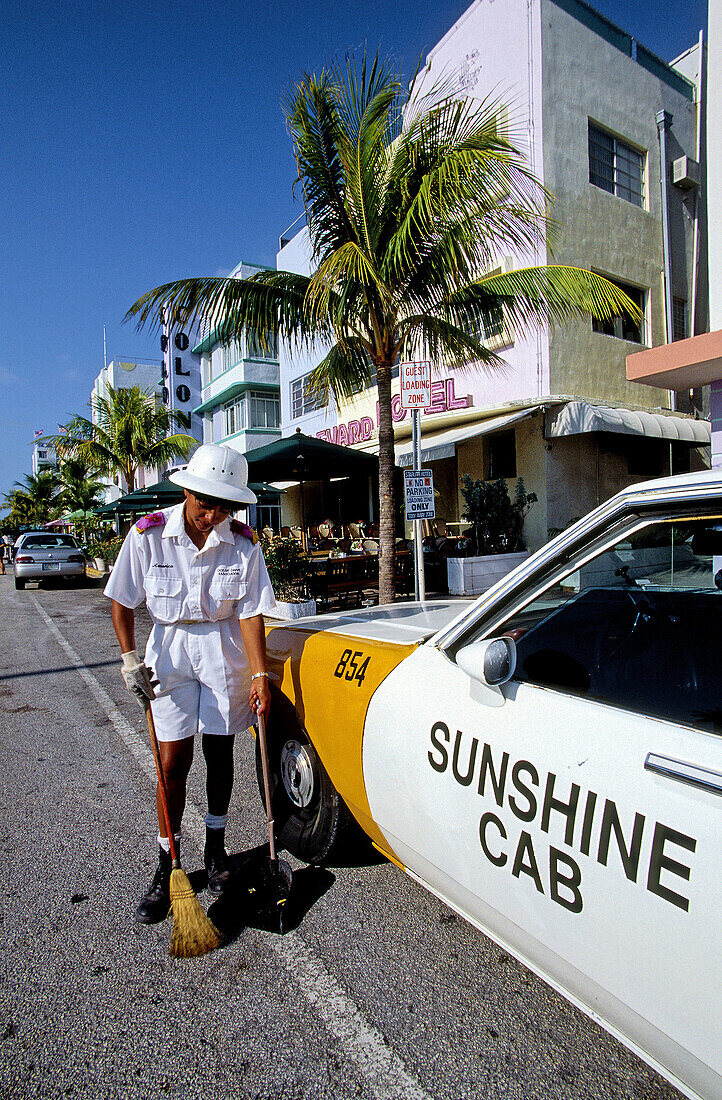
[{"xmin": 404, "ymin": 469, "xmax": 435, "ymax": 521}]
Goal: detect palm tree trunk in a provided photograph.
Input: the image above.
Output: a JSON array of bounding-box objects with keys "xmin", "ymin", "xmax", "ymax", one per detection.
[{"xmin": 376, "ymin": 365, "xmax": 396, "ymax": 605}]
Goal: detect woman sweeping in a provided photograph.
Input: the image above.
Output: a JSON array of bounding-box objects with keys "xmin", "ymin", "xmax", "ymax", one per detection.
[{"xmin": 106, "ymin": 444, "xmax": 275, "ymax": 922}]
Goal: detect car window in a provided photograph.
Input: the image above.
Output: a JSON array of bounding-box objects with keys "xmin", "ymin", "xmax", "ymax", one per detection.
[
  {"xmin": 493, "ymin": 517, "xmax": 722, "ymax": 734},
  {"xmin": 21, "ymin": 535, "xmax": 79, "ymax": 549}
]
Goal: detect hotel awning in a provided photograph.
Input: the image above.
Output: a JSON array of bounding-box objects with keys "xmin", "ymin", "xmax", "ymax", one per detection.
[
  {"xmin": 245, "ymin": 431, "xmax": 378, "ymax": 481},
  {"xmin": 546, "ymin": 401, "xmax": 710, "ymax": 444},
  {"xmin": 95, "ymin": 478, "xmax": 282, "ymax": 516},
  {"xmin": 395, "ymin": 409, "xmax": 535, "ymax": 468}
]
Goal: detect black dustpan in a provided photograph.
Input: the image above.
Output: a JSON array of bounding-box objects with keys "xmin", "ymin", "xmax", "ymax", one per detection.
[{"xmin": 254, "ymin": 709, "xmax": 293, "ymax": 932}]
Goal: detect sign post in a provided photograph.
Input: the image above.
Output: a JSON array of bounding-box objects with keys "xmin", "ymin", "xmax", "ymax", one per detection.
[{"xmin": 399, "ymin": 361, "xmax": 432, "ymax": 601}]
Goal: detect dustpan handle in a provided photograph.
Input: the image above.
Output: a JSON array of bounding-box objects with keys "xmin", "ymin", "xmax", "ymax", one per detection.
[
  {"xmin": 144, "ymin": 701, "xmax": 179, "ymax": 866},
  {"xmin": 257, "ymin": 711, "xmax": 277, "ymax": 862}
]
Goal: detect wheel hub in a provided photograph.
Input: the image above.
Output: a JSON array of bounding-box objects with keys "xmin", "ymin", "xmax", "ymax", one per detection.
[{"xmin": 280, "ymin": 739, "xmax": 315, "ymax": 808}]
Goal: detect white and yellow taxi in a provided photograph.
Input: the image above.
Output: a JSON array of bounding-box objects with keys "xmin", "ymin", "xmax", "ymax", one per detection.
[{"xmin": 262, "ymin": 469, "xmax": 722, "ymax": 1100}]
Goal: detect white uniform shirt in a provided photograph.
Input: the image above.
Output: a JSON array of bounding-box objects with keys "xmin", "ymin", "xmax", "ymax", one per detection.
[{"xmin": 105, "ymin": 503, "xmax": 276, "ymax": 625}]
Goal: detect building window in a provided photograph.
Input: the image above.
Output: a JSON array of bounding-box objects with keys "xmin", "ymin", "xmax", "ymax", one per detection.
[
  {"xmin": 481, "ymin": 302, "xmax": 505, "ymax": 341},
  {"xmin": 487, "ymin": 430, "xmax": 517, "ymax": 479},
  {"xmin": 592, "ymin": 276, "xmax": 646, "ymax": 343},
  {"xmin": 201, "ymin": 355, "xmax": 212, "ymax": 388},
  {"xmin": 257, "ymin": 501, "xmax": 282, "ymax": 531},
  {"xmin": 627, "ymin": 439, "xmax": 691, "ymax": 477},
  {"xmin": 224, "ymin": 398, "xmax": 244, "ymax": 437},
  {"xmin": 224, "ymin": 391, "xmax": 280, "ymax": 435},
  {"xmin": 247, "ymin": 331, "xmax": 278, "ymax": 360},
  {"xmin": 589, "ymin": 123, "xmax": 645, "ymax": 208},
  {"xmin": 249, "ymin": 392, "xmax": 280, "ymax": 428},
  {"xmin": 673, "ymin": 297, "xmax": 687, "ymax": 342},
  {"xmin": 221, "ymin": 341, "xmax": 242, "ymax": 374},
  {"xmin": 291, "ymin": 372, "xmax": 325, "ymax": 419}
]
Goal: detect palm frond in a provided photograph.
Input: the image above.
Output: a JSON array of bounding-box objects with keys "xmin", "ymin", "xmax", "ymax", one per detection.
[
  {"xmin": 394, "ymin": 316, "xmax": 504, "ymax": 374},
  {"xmin": 461, "ymin": 265, "xmax": 643, "ymax": 331},
  {"xmin": 307, "ymin": 341, "xmax": 372, "ymax": 405},
  {"xmin": 126, "ymin": 271, "xmax": 316, "ymax": 347},
  {"xmin": 284, "ymin": 72, "xmax": 358, "ymax": 261}
]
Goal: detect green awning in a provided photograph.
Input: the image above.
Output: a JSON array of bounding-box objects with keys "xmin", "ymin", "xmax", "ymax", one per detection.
[
  {"xmin": 244, "ymin": 431, "xmax": 378, "ymax": 482},
  {"xmin": 94, "ymin": 477, "xmax": 283, "ymax": 516}
]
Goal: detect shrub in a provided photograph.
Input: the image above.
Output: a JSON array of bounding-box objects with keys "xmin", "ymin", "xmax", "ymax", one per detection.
[
  {"xmin": 260, "ymin": 535, "xmax": 313, "ymax": 602},
  {"xmin": 459, "ymin": 476, "xmax": 537, "ymax": 556}
]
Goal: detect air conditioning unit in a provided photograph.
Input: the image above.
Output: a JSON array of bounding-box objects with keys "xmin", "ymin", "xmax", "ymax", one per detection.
[{"xmin": 672, "ymin": 156, "xmax": 700, "ymax": 189}]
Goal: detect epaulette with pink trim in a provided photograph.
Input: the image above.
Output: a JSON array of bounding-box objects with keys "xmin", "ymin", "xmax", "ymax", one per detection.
[
  {"xmin": 230, "ymin": 519, "xmax": 258, "ymax": 544},
  {"xmin": 135, "ymin": 511, "xmax": 166, "ymax": 533}
]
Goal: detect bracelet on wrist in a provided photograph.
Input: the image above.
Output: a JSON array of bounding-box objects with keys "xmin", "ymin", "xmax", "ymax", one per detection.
[{"xmin": 251, "ymin": 671, "xmax": 269, "ymax": 681}]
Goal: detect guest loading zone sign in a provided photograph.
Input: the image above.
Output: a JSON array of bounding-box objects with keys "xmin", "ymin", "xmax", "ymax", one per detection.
[{"xmin": 401, "ymin": 362, "xmax": 435, "ymax": 521}]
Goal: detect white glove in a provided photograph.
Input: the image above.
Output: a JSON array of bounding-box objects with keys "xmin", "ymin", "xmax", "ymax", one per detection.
[{"xmin": 121, "ymin": 650, "xmax": 158, "ymax": 707}]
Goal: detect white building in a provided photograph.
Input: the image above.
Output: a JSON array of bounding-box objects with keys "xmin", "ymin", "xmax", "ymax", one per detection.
[
  {"xmin": 31, "ymin": 439, "xmax": 56, "ymax": 477},
  {"xmin": 276, "ymin": 0, "xmax": 710, "ymax": 550},
  {"xmin": 193, "ymin": 262, "xmax": 281, "ymax": 453}
]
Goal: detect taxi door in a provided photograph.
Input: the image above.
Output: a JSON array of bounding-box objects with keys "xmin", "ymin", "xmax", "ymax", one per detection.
[{"xmin": 362, "ymin": 634, "xmax": 721, "ymax": 1100}]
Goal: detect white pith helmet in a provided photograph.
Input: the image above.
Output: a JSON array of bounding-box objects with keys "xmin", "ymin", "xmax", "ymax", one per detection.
[{"xmin": 169, "ymin": 444, "xmax": 257, "ymax": 505}]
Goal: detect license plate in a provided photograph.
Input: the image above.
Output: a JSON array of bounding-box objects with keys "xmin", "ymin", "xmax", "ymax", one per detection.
[{"xmin": 42, "ymin": 563, "xmax": 60, "ymax": 571}]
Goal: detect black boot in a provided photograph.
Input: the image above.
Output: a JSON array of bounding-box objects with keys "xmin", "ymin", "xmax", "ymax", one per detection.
[
  {"xmin": 135, "ymin": 846, "xmax": 172, "ymax": 924},
  {"xmin": 204, "ymin": 829, "xmax": 231, "ymax": 897}
]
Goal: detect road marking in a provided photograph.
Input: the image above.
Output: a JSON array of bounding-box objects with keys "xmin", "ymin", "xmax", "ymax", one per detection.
[{"xmin": 31, "ymin": 597, "xmax": 433, "ymax": 1100}]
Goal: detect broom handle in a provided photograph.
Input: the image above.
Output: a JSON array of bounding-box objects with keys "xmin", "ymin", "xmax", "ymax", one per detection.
[
  {"xmin": 144, "ymin": 701, "xmax": 179, "ymax": 867},
  {"xmin": 257, "ymin": 711, "xmax": 277, "ymax": 862}
]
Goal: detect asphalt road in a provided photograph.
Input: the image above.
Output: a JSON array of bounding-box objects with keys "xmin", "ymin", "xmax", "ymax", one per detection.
[{"xmin": 0, "ymin": 574, "xmax": 682, "ymax": 1100}]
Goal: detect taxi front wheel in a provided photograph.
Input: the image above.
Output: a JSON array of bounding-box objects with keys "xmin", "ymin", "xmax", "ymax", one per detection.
[{"xmin": 255, "ymin": 699, "xmax": 351, "ymax": 864}]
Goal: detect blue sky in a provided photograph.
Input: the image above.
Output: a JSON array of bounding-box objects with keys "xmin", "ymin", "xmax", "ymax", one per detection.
[{"xmin": 1, "ymin": 0, "xmax": 707, "ymax": 501}]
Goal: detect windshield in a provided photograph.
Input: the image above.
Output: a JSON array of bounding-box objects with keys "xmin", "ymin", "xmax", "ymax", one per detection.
[
  {"xmin": 21, "ymin": 535, "xmax": 80, "ymax": 549},
  {"xmin": 491, "ymin": 516, "xmax": 722, "ymax": 734}
]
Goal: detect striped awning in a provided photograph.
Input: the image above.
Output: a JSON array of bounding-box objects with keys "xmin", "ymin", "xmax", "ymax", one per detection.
[{"xmin": 546, "ymin": 401, "xmax": 710, "ymax": 444}]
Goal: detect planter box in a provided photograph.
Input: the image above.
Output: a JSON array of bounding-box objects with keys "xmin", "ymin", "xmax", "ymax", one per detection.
[
  {"xmin": 447, "ymin": 551, "xmax": 529, "ymax": 596},
  {"xmin": 267, "ymin": 599, "xmax": 317, "ymax": 620}
]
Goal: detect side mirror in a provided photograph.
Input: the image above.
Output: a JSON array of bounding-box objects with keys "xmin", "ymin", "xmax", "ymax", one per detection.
[{"xmin": 455, "ymin": 636, "xmax": 517, "ymax": 688}]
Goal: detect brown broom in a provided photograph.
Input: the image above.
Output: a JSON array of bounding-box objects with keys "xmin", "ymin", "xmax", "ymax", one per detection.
[{"xmin": 144, "ymin": 702, "xmax": 222, "ymax": 958}]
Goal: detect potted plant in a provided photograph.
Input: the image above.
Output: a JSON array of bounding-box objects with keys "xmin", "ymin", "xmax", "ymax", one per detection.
[
  {"xmin": 261, "ymin": 534, "xmax": 316, "ymax": 619},
  {"xmin": 447, "ymin": 476, "xmax": 537, "ymax": 596},
  {"xmin": 85, "ymin": 535, "xmax": 124, "ymax": 574}
]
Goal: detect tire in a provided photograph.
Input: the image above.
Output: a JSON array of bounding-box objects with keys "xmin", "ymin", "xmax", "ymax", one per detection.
[
  {"xmin": 14, "ymin": 576, "xmax": 25, "ymax": 590},
  {"xmin": 256, "ymin": 689, "xmax": 353, "ymax": 864}
]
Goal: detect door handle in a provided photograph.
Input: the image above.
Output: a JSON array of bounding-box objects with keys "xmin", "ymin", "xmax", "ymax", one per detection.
[{"xmin": 644, "ymin": 753, "xmax": 722, "ymax": 797}]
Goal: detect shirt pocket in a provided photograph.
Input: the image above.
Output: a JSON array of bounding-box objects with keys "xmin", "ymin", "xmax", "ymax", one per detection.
[
  {"xmin": 144, "ymin": 575, "xmax": 183, "ymax": 621},
  {"xmin": 208, "ymin": 576, "xmax": 246, "ymax": 619}
]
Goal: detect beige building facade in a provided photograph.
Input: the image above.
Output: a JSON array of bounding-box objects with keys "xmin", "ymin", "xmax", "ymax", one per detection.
[{"xmin": 277, "ymin": 0, "xmax": 711, "ymax": 552}]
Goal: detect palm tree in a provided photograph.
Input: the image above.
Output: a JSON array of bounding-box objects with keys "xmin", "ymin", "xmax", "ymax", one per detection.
[
  {"xmin": 3, "ymin": 470, "xmax": 61, "ymax": 527},
  {"xmin": 45, "ymin": 385, "xmax": 197, "ymax": 494},
  {"xmin": 126, "ymin": 55, "xmax": 639, "ymax": 603},
  {"xmin": 57, "ymin": 458, "xmax": 106, "ymax": 514}
]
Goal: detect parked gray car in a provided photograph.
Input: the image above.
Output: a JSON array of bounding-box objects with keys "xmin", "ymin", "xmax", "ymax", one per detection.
[{"xmin": 13, "ymin": 532, "xmax": 86, "ymax": 589}]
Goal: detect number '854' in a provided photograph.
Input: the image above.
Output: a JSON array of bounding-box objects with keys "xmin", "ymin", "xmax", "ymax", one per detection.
[{"xmin": 334, "ymin": 649, "xmax": 370, "ymax": 685}]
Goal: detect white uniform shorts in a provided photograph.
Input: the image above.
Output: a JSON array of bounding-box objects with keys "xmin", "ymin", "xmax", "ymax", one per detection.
[{"xmin": 146, "ymin": 619, "xmax": 252, "ymax": 743}]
